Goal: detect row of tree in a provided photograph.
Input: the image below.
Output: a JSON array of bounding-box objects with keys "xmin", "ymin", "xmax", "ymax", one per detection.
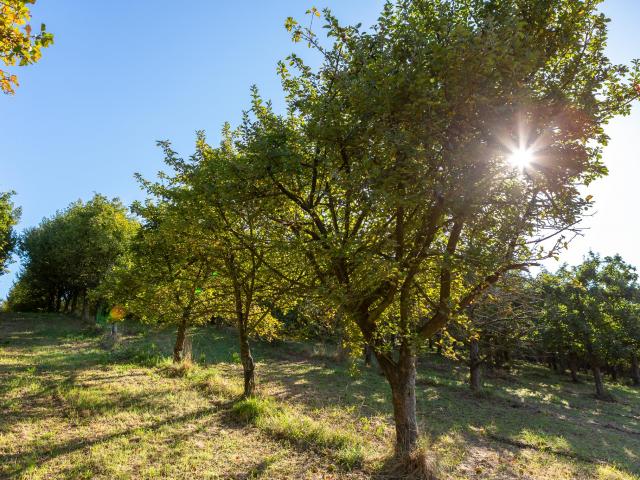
[
  {"xmin": 6, "ymin": 195, "xmax": 137, "ymax": 316},
  {"xmin": 442, "ymin": 254, "xmax": 640, "ymax": 401},
  {"xmin": 4, "ymin": 0, "xmax": 640, "ymax": 466}
]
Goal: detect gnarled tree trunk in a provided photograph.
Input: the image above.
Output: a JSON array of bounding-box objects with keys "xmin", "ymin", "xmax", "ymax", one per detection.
[
  {"xmin": 173, "ymin": 312, "xmax": 189, "ymax": 363},
  {"xmin": 590, "ymin": 356, "xmax": 609, "ymax": 399},
  {"xmin": 568, "ymin": 351, "xmax": 579, "ymax": 383},
  {"xmin": 376, "ymin": 345, "xmax": 418, "ymax": 457},
  {"xmin": 239, "ymin": 327, "xmax": 256, "ymax": 397},
  {"xmin": 363, "ymin": 343, "xmax": 373, "ymax": 367}
]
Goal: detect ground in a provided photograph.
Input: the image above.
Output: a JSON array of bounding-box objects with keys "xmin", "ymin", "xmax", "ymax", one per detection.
[{"xmin": 1, "ymin": 313, "xmax": 639, "ymax": 479}]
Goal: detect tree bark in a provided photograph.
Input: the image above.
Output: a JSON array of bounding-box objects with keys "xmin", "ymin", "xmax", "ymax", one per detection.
[
  {"xmin": 469, "ymin": 338, "xmax": 482, "ymax": 392},
  {"xmin": 81, "ymin": 291, "xmax": 90, "ymax": 322},
  {"xmin": 70, "ymin": 293, "xmax": 78, "ymax": 314},
  {"xmin": 376, "ymin": 346, "xmax": 418, "ymax": 457},
  {"xmin": 568, "ymin": 351, "xmax": 579, "ymax": 383},
  {"xmin": 239, "ymin": 327, "xmax": 256, "ymax": 397},
  {"xmin": 173, "ymin": 313, "xmax": 189, "ymax": 363},
  {"xmin": 363, "ymin": 343, "xmax": 373, "ymax": 367},
  {"xmin": 631, "ymin": 353, "xmax": 640, "ymax": 387},
  {"xmin": 591, "ymin": 360, "xmax": 608, "ymax": 399},
  {"xmin": 549, "ymin": 353, "xmax": 559, "ymax": 372},
  {"xmin": 610, "ymin": 364, "xmax": 619, "ymax": 382}
]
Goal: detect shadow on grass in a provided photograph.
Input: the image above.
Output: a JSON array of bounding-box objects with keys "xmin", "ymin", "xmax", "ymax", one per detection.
[
  {"xmin": 1, "ymin": 405, "xmax": 223, "ymax": 477},
  {"xmin": 3, "ymin": 313, "xmax": 640, "ymax": 477},
  {"xmin": 123, "ymin": 323, "xmax": 640, "ymax": 475}
]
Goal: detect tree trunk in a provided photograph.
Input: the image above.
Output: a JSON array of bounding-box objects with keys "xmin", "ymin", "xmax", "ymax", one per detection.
[
  {"xmin": 111, "ymin": 322, "xmax": 118, "ymax": 337},
  {"xmin": 591, "ymin": 361, "xmax": 608, "ymax": 399},
  {"xmin": 335, "ymin": 332, "xmax": 348, "ymax": 362},
  {"xmin": 173, "ymin": 314, "xmax": 189, "ymax": 363},
  {"xmin": 469, "ymin": 338, "xmax": 482, "ymax": 392},
  {"xmin": 376, "ymin": 346, "xmax": 418, "ymax": 457},
  {"xmin": 631, "ymin": 353, "xmax": 640, "ymax": 387},
  {"xmin": 47, "ymin": 290, "xmax": 56, "ymax": 312},
  {"xmin": 239, "ymin": 328, "xmax": 256, "ymax": 397},
  {"xmin": 550, "ymin": 353, "xmax": 559, "ymax": 372},
  {"xmin": 568, "ymin": 352, "xmax": 579, "ymax": 383},
  {"xmin": 70, "ymin": 293, "xmax": 78, "ymax": 314},
  {"xmin": 81, "ymin": 291, "xmax": 90, "ymax": 322},
  {"xmin": 610, "ymin": 364, "xmax": 619, "ymax": 382},
  {"xmin": 363, "ymin": 343, "xmax": 373, "ymax": 367}
]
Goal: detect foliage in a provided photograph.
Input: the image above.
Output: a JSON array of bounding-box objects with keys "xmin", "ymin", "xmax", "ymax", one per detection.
[
  {"xmin": 537, "ymin": 252, "xmax": 640, "ymax": 395},
  {"xmin": 446, "ymin": 272, "xmax": 540, "ymax": 369},
  {"xmin": 99, "ymin": 197, "xmax": 217, "ymax": 329},
  {"xmin": 6, "ymin": 194, "xmax": 137, "ymax": 313},
  {"xmin": 219, "ymin": 0, "xmax": 640, "ymax": 453},
  {"xmin": 0, "ymin": 191, "xmax": 20, "ymax": 275},
  {"xmin": 0, "ymin": 0, "xmax": 53, "ymax": 94},
  {"xmin": 126, "ymin": 133, "xmax": 305, "ymax": 389}
]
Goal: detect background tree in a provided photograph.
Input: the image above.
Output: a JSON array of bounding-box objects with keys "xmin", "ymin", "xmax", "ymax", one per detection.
[
  {"xmin": 597, "ymin": 255, "xmax": 640, "ymax": 386},
  {"xmin": 99, "ymin": 196, "xmax": 218, "ymax": 363},
  {"xmin": 0, "ymin": 0, "xmax": 53, "ymax": 94},
  {"xmin": 538, "ymin": 253, "xmax": 640, "ymax": 399},
  {"xmin": 535, "ymin": 270, "xmax": 583, "ymax": 382},
  {"xmin": 230, "ymin": 0, "xmax": 639, "ymax": 460},
  {"xmin": 0, "ymin": 191, "xmax": 20, "ymax": 275},
  {"xmin": 140, "ymin": 134, "xmax": 301, "ymax": 395},
  {"xmin": 8, "ymin": 194, "xmax": 137, "ymax": 316},
  {"xmin": 448, "ymin": 273, "xmax": 538, "ymax": 392}
]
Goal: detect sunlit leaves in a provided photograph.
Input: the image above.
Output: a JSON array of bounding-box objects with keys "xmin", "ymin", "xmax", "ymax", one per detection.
[
  {"xmin": 0, "ymin": 191, "xmax": 20, "ymax": 274},
  {"xmin": 0, "ymin": 0, "xmax": 53, "ymax": 94},
  {"xmin": 7, "ymin": 195, "xmax": 137, "ymax": 311}
]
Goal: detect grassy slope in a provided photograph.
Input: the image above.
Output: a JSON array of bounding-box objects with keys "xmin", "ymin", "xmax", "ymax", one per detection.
[{"xmin": 0, "ymin": 313, "xmax": 639, "ymax": 479}]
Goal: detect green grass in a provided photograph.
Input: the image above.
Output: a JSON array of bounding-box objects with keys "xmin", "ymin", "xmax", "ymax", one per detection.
[
  {"xmin": 232, "ymin": 396, "xmax": 364, "ymax": 468},
  {"xmin": 1, "ymin": 312, "xmax": 639, "ymax": 479}
]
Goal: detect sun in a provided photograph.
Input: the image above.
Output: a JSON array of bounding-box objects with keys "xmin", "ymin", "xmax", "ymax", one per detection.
[{"xmin": 507, "ymin": 147, "xmax": 534, "ymax": 170}]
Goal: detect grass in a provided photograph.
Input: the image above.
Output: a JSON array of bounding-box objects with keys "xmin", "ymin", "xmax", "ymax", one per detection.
[
  {"xmin": 232, "ymin": 396, "xmax": 364, "ymax": 468},
  {"xmin": 0, "ymin": 312, "xmax": 639, "ymax": 479}
]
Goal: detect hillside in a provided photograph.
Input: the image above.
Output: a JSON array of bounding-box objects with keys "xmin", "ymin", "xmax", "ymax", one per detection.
[{"xmin": 1, "ymin": 313, "xmax": 639, "ymax": 479}]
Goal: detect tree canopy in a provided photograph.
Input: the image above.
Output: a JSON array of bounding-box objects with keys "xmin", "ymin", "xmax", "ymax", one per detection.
[
  {"xmin": 7, "ymin": 194, "xmax": 137, "ymax": 314},
  {"xmin": 0, "ymin": 191, "xmax": 20, "ymax": 275},
  {"xmin": 538, "ymin": 253, "xmax": 640, "ymax": 398}
]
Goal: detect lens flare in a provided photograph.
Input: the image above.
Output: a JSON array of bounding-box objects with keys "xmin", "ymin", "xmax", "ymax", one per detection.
[
  {"xmin": 109, "ymin": 305, "xmax": 126, "ymax": 321},
  {"xmin": 507, "ymin": 147, "xmax": 534, "ymax": 169}
]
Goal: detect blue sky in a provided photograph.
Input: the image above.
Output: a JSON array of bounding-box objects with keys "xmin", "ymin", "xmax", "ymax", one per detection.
[{"xmin": 1, "ymin": 1, "xmax": 639, "ymax": 298}]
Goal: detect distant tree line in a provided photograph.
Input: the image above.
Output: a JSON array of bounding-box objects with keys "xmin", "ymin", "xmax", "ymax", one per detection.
[
  {"xmin": 5, "ymin": 195, "xmax": 138, "ymax": 317},
  {"xmin": 0, "ymin": 192, "xmax": 20, "ymax": 274}
]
